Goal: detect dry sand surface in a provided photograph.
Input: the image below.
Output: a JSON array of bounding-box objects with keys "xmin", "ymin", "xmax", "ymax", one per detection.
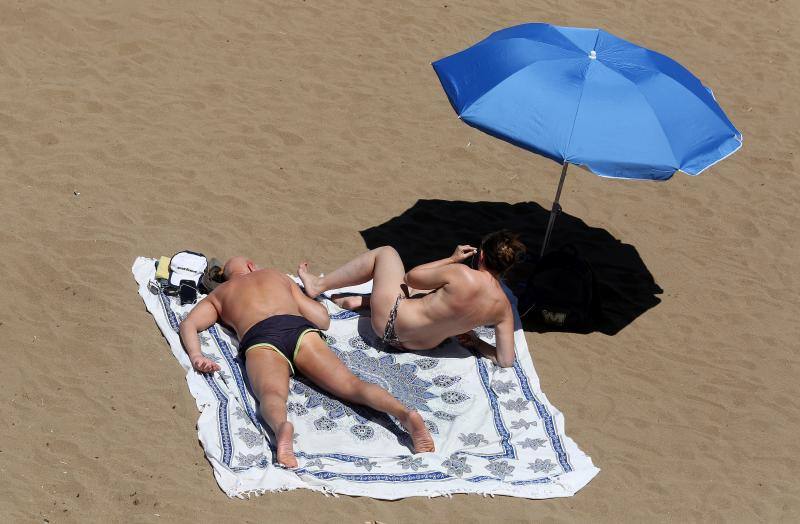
[{"xmin": 2, "ymin": 0, "xmax": 799, "ymax": 522}]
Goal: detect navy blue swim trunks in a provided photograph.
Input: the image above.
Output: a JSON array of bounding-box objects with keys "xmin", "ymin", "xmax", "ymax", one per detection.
[{"xmin": 238, "ymin": 315, "xmax": 321, "ymax": 375}]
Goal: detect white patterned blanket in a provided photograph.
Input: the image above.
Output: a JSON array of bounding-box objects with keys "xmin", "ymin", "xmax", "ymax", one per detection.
[{"xmin": 132, "ymin": 257, "xmax": 598, "ymax": 499}]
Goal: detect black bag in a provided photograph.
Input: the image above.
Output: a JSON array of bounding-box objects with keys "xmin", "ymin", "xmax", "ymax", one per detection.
[{"xmin": 519, "ymin": 245, "xmax": 597, "ymax": 329}]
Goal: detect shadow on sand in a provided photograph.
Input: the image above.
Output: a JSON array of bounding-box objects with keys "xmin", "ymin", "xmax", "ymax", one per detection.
[{"xmin": 360, "ymin": 199, "xmax": 662, "ymax": 336}]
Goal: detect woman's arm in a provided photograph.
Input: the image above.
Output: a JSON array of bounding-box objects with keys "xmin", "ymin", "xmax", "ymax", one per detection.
[
  {"xmin": 457, "ymin": 308, "xmax": 516, "ymax": 368},
  {"xmin": 404, "ymin": 245, "xmax": 477, "ymax": 290},
  {"xmin": 492, "ymin": 309, "xmax": 517, "ymax": 368}
]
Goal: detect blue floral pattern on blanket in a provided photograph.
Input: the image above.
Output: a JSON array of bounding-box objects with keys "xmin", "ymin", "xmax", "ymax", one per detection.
[
  {"xmin": 135, "ymin": 265, "xmax": 594, "ymax": 497},
  {"xmin": 329, "ymin": 346, "xmax": 439, "ymax": 413}
]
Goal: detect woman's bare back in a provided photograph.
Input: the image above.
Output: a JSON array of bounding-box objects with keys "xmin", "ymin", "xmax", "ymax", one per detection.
[{"xmin": 395, "ymin": 266, "xmax": 511, "ymax": 350}]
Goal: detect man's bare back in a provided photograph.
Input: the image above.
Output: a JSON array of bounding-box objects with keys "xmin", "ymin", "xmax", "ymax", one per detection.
[{"xmin": 207, "ymin": 269, "xmax": 315, "ymax": 340}]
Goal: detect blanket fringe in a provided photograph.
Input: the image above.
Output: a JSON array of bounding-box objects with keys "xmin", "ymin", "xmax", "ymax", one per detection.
[
  {"xmin": 234, "ymin": 482, "xmax": 552, "ymax": 500},
  {"xmin": 235, "ymin": 482, "xmax": 341, "ymax": 500},
  {"xmin": 237, "ymin": 486, "xmax": 309, "ymax": 499}
]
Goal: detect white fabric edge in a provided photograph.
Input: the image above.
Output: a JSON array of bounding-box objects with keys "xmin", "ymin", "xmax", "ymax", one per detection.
[
  {"xmin": 562, "ymin": 132, "xmax": 743, "ymax": 181},
  {"xmin": 684, "ymin": 134, "xmax": 743, "ymax": 176}
]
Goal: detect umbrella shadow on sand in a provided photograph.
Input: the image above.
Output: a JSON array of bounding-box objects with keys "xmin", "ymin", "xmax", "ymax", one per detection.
[{"xmin": 360, "ymin": 199, "xmax": 662, "ymax": 336}]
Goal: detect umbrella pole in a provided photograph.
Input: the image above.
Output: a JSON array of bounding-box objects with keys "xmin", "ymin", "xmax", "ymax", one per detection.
[{"xmin": 540, "ymin": 162, "xmax": 569, "ymax": 258}]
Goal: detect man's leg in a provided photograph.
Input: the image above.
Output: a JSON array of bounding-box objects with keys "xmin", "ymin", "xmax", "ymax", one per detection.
[
  {"xmin": 294, "ymin": 333, "xmax": 435, "ymax": 453},
  {"xmin": 244, "ymin": 349, "xmax": 297, "ymax": 468},
  {"xmin": 298, "ymin": 246, "xmax": 405, "ymax": 333}
]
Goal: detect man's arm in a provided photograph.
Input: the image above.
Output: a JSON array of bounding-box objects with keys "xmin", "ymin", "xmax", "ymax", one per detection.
[
  {"xmin": 290, "ymin": 278, "xmax": 331, "ymax": 330},
  {"xmin": 404, "ymin": 245, "xmax": 477, "ymax": 291},
  {"xmin": 179, "ymin": 298, "xmax": 222, "ymax": 373}
]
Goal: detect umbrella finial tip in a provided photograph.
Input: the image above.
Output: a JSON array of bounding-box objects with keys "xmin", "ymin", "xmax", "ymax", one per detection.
[{"xmin": 589, "ymin": 50, "xmax": 597, "ymax": 60}]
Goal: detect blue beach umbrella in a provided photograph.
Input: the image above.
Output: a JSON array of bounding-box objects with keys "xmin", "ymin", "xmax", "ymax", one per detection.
[{"xmin": 432, "ymin": 23, "xmax": 742, "ymax": 256}]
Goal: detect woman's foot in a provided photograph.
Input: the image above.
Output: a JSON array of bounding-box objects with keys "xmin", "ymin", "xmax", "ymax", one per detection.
[
  {"xmin": 399, "ymin": 411, "xmax": 435, "ymax": 453},
  {"xmin": 275, "ymin": 421, "xmax": 298, "ymax": 468},
  {"xmin": 297, "ymin": 262, "xmax": 323, "ymax": 298}
]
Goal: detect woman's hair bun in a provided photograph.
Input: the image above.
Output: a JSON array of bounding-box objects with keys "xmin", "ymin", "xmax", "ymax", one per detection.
[{"xmin": 480, "ymin": 230, "xmax": 526, "ymax": 273}]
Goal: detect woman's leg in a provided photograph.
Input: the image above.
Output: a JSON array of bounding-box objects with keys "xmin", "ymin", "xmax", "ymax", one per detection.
[
  {"xmin": 244, "ymin": 349, "xmax": 297, "ymax": 468},
  {"xmin": 299, "ymin": 246, "xmax": 405, "ymax": 334},
  {"xmin": 330, "ymin": 293, "xmax": 370, "ymax": 311},
  {"xmin": 294, "ymin": 333, "xmax": 435, "ymax": 453}
]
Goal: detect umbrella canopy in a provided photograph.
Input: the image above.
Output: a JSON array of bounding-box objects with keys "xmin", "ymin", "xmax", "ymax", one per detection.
[{"xmin": 432, "ymin": 23, "xmax": 742, "ymax": 180}]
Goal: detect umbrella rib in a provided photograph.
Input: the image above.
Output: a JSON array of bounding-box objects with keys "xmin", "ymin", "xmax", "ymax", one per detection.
[
  {"xmin": 614, "ymin": 64, "xmax": 741, "ymax": 170},
  {"xmin": 484, "ymin": 32, "xmax": 588, "ymax": 55},
  {"xmin": 458, "ymin": 55, "xmax": 586, "ymax": 117},
  {"xmin": 651, "ymin": 68, "xmax": 741, "ymax": 139},
  {"xmin": 561, "ymin": 63, "xmax": 590, "ymax": 162},
  {"xmin": 562, "ymin": 31, "xmax": 600, "ymax": 160},
  {"xmin": 602, "ymin": 49, "xmax": 738, "ymax": 133},
  {"xmin": 605, "ymin": 65, "xmax": 681, "ymax": 169}
]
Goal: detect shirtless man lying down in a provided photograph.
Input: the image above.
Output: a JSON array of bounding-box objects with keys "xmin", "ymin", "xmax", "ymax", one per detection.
[{"xmin": 179, "ymin": 256, "xmax": 434, "ymax": 468}]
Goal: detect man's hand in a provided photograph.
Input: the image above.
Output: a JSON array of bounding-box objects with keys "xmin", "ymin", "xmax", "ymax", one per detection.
[
  {"xmin": 191, "ymin": 354, "xmax": 221, "ymax": 373},
  {"xmin": 450, "ymin": 245, "xmax": 478, "ymax": 263}
]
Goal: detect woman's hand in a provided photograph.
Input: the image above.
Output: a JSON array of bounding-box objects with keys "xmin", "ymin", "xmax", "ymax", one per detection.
[
  {"xmin": 457, "ymin": 332, "xmax": 499, "ymax": 365},
  {"xmin": 450, "ymin": 245, "xmax": 478, "ymax": 263},
  {"xmin": 456, "ymin": 331, "xmax": 480, "ymax": 349}
]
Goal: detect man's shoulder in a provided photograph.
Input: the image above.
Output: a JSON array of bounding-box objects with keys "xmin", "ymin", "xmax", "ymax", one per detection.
[
  {"xmin": 250, "ymin": 269, "xmax": 297, "ymax": 296},
  {"xmin": 207, "ymin": 282, "xmax": 229, "ymax": 302},
  {"xmin": 253, "ymin": 268, "xmax": 288, "ymax": 280}
]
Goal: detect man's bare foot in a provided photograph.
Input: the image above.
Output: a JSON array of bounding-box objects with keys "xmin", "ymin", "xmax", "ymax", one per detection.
[
  {"xmin": 275, "ymin": 421, "xmax": 298, "ymax": 468},
  {"xmin": 297, "ymin": 262, "xmax": 323, "ymax": 298},
  {"xmin": 400, "ymin": 411, "xmax": 435, "ymax": 453}
]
